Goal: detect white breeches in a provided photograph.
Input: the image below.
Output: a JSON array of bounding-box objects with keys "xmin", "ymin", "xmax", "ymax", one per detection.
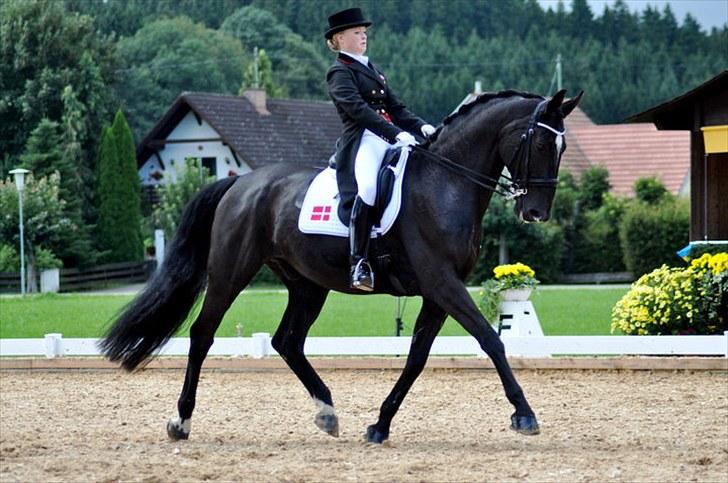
[{"xmin": 354, "ymin": 129, "xmax": 394, "ymax": 206}]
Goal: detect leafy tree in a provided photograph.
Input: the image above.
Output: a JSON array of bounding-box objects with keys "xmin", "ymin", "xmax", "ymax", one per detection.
[
  {"xmin": 96, "ymin": 117, "xmax": 144, "ymax": 263},
  {"xmin": 21, "ymin": 119, "xmax": 83, "ymax": 217},
  {"xmin": 20, "ymin": 120, "xmax": 65, "ymax": 182},
  {"xmin": 115, "ymin": 16, "xmax": 247, "ymax": 140},
  {"xmin": 568, "ymin": 0, "xmax": 595, "ymax": 39},
  {"xmin": 0, "ymin": 245, "xmax": 20, "ymax": 273},
  {"xmin": 19, "ymin": 119, "xmax": 93, "ymax": 266},
  {"xmin": 240, "ymin": 49, "xmax": 286, "ymax": 98},
  {"xmin": 0, "ymin": 173, "xmax": 75, "ymax": 291},
  {"xmin": 152, "ymin": 158, "xmax": 214, "ymax": 239},
  {"xmin": 65, "ymin": 0, "xmax": 243, "ymax": 35},
  {"xmin": 60, "ymin": 0, "xmax": 728, "ymax": 126},
  {"xmin": 220, "ymin": 6, "xmax": 328, "ymax": 100},
  {"xmin": 112, "ymin": 110, "xmax": 144, "ymax": 259},
  {"xmin": 96, "ymin": 126, "xmax": 121, "ymax": 259},
  {"xmin": 0, "ymin": 0, "xmax": 115, "ymax": 180}
]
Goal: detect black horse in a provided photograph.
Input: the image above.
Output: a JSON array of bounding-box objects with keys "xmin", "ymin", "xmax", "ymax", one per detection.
[{"xmin": 101, "ymin": 89, "xmax": 582, "ymax": 444}]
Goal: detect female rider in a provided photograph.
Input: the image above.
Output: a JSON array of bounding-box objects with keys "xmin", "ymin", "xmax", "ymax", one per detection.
[{"xmin": 325, "ymin": 7, "xmax": 435, "ymax": 291}]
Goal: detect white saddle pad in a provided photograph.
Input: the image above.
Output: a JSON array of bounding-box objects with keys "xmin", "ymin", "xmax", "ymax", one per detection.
[{"xmin": 298, "ymin": 148, "xmax": 409, "ymax": 237}]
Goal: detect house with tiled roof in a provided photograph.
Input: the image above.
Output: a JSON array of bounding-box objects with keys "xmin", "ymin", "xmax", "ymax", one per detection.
[
  {"xmin": 565, "ymin": 123, "xmax": 690, "ymax": 197},
  {"xmin": 137, "ymin": 89, "xmax": 342, "ymax": 186},
  {"xmin": 457, "ymin": 84, "xmax": 690, "ymax": 197}
]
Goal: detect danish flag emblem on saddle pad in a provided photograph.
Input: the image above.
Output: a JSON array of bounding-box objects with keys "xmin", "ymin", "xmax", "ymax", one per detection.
[
  {"xmin": 310, "ymin": 205, "xmax": 332, "ymax": 221},
  {"xmin": 297, "ymin": 149, "xmax": 409, "ymax": 238}
]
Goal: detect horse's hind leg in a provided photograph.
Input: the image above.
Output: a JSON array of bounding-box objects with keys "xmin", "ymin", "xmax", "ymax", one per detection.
[
  {"xmin": 167, "ymin": 256, "xmax": 263, "ymax": 441},
  {"xmin": 366, "ymin": 299, "xmax": 447, "ymax": 444},
  {"xmin": 270, "ymin": 278, "xmax": 336, "ymax": 436}
]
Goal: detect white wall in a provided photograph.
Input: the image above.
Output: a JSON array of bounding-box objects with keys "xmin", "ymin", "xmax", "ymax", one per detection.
[{"xmin": 138, "ymin": 111, "xmax": 251, "ymax": 186}]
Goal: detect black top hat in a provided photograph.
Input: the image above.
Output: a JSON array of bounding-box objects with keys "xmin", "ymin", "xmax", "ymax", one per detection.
[{"xmin": 325, "ymin": 8, "xmax": 372, "ymax": 39}]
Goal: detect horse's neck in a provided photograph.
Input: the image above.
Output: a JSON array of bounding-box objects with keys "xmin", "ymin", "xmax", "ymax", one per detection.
[{"xmin": 429, "ymin": 105, "xmax": 508, "ymax": 215}]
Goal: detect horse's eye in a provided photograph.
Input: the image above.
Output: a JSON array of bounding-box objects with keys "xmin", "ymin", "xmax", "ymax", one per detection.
[{"xmin": 535, "ymin": 141, "xmax": 549, "ymax": 152}]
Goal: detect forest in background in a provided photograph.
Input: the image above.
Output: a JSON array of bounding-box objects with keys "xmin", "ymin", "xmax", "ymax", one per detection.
[
  {"xmin": 67, "ymin": 0, "xmax": 725, "ymax": 131},
  {"xmin": 4, "ymin": 0, "xmax": 726, "ymax": 165}
]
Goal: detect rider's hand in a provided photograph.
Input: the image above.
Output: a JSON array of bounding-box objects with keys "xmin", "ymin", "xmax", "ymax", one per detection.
[
  {"xmin": 395, "ymin": 131, "xmax": 418, "ymax": 147},
  {"xmin": 421, "ymin": 124, "xmax": 436, "ymax": 138}
]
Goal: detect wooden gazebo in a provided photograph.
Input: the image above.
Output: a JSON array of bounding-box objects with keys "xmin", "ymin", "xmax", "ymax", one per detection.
[{"xmin": 628, "ymin": 70, "xmax": 728, "ymax": 242}]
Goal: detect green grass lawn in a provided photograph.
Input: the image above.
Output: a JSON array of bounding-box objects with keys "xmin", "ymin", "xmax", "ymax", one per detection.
[{"xmin": 0, "ymin": 287, "xmax": 628, "ymax": 338}]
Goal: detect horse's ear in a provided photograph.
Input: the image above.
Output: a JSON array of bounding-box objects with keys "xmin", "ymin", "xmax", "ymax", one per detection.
[
  {"xmin": 546, "ymin": 89, "xmax": 567, "ymax": 113},
  {"xmin": 560, "ymin": 90, "xmax": 584, "ymax": 117}
]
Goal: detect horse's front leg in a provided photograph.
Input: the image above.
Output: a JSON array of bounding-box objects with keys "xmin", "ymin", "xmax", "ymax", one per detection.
[
  {"xmin": 366, "ymin": 299, "xmax": 447, "ymax": 443},
  {"xmin": 422, "ymin": 273, "xmax": 539, "ymax": 435}
]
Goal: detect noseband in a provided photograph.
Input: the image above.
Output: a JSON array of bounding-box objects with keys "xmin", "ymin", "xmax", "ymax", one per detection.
[{"xmin": 413, "ymin": 98, "xmax": 565, "ymax": 199}]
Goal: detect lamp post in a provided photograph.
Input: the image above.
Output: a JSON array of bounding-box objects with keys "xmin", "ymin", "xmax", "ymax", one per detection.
[{"xmin": 9, "ymin": 169, "xmax": 30, "ymax": 295}]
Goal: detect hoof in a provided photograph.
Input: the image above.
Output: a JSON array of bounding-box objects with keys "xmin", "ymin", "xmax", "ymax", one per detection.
[
  {"xmin": 315, "ymin": 411, "xmax": 339, "ymax": 437},
  {"xmin": 365, "ymin": 425, "xmax": 388, "ymax": 444},
  {"xmin": 167, "ymin": 418, "xmax": 190, "ymax": 441},
  {"xmin": 510, "ymin": 413, "xmax": 540, "ymax": 435}
]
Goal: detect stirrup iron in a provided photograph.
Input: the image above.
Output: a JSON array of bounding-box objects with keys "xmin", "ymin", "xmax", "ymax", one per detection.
[{"xmin": 351, "ymin": 258, "xmax": 374, "ymax": 291}]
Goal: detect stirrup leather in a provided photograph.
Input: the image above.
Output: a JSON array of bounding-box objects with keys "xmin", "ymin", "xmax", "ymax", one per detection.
[{"xmin": 351, "ymin": 258, "xmax": 374, "ymax": 291}]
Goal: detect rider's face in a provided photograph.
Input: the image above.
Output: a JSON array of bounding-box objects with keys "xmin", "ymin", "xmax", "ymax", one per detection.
[{"xmin": 336, "ymin": 26, "xmax": 368, "ymax": 55}]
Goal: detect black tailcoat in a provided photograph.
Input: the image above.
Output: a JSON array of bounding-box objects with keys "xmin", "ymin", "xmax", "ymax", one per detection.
[{"xmin": 326, "ymin": 53, "xmax": 426, "ymax": 224}]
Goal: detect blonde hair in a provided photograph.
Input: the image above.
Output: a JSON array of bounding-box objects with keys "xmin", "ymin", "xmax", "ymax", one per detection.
[{"xmin": 326, "ymin": 35, "xmax": 341, "ymax": 52}]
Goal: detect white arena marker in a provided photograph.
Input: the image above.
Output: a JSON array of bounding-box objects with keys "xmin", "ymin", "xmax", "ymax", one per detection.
[{"xmin": 44, "ymin": 333, "xmax": 63, "ymax": 358}]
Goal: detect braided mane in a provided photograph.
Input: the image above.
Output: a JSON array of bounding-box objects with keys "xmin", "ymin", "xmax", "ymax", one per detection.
[{"xmin": 428, "ymin": 90, "xmax": 543, "ymax": 144}]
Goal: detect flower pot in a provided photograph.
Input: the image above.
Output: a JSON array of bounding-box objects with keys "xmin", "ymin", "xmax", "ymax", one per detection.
[{"xmin": 501, "ymin": 288, "xmax": 532, "ymax": 301}]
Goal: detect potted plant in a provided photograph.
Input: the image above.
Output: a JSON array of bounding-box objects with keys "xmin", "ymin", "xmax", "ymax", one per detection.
[
  {"xmin": 611, "ymin": 252, "xmax": 727, "ymax": 335},
  {"xmin": 479, "ymin": 262, "xmax": 540, "ymax": 322}
]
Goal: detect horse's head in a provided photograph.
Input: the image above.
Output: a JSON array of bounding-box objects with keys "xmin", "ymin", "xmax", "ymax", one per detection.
[{"xmin": 500, "ymin": 89, "xmax": 583, "ymax": 222}]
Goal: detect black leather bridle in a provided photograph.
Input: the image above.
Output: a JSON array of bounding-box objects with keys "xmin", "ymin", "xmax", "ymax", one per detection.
[
  {"xmin": 413, "ymin": 98, "xmax": 566, "ymax": 199},
  {"xmin": 507, "ymin": 99, "xmax": 565, "ymax": 195}
]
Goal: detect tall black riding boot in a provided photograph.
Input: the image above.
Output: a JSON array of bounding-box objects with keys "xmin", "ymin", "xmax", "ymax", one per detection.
[{"xmin": 349, "ymin": 196, "xmax": 375, "ymax": 291}]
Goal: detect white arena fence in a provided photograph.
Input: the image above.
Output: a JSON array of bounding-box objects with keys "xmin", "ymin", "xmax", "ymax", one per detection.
[{"xmin": 1, "ymin": 333, "xmax": 727, "ymax": 359}]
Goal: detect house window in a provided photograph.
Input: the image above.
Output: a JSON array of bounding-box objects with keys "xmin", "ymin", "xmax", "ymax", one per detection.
[{"xmin": 201, "ymin": 157, "xmax": 217, "ymax": 177}]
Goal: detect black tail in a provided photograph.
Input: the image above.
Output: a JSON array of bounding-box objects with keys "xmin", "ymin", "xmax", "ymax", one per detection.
[{"xmin": 99, "ymin": 177, "xmax": 238, "ymax": 370}]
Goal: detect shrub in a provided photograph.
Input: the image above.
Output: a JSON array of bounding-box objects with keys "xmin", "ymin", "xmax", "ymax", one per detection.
[
  {"xmin": 0, "ymin": 244, "xmax": 19, "ymax": 272},
  {"xmin": 0, "ymin": 172, "xmax": 76, "ymax": 280},
  {"xmin": 34, "ymin": 247, "xmax": 63, "ymax": 270},
  {"xmin": 151, "ymin": 158, "xmax": 214, "ymax": 240},
  {"xmin": 470, "ymin": 196, "xmax": 565, "ymax": 284},
  {"xmin": 611, "ymin": 253, "xmax": 727, "ymax": 335},
  {"xmin": 634, "ymin": 176, "xmax": 669, "ymax": 205},
  {"xmin": 578, "ymin": 166, "xmax": 611, "ymax": 211},
  {"xmin": 619, "ymin": 198, "xmax": 689, "ymax": 277},
  {"xmin": 573, "ymin": 193, "xmax": 628, "ymax": 273},
  {"xmin": 688, "ymin": 243, "xmax": 728, "ymax": 259}
]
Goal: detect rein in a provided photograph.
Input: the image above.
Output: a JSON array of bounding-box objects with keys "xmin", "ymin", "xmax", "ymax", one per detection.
[
  {"xmin": 413, "ymin": 99, "xmax": 565, "ymax": 199},
  {"xmin": 411, "ymin": 145, "xmax": 519, "ymax": 198}
]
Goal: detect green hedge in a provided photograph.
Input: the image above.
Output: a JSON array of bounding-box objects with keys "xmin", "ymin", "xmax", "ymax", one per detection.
[
  {"xmin": 619, "ymin": 198, "xmax": 689, "ymax": 278},
  {"xmin": 572, "ymin": 194, "xmax": 627, "ymax": 273}
]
